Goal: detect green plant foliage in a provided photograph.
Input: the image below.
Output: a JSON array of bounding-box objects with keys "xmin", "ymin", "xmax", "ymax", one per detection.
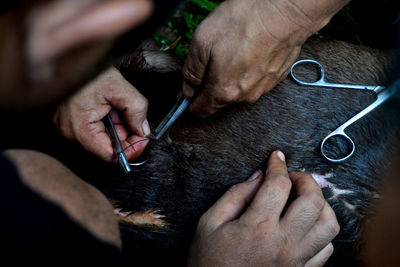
[
  {"xmin": 151, "ymin": 0, "xmax": 221, "ymax": 60},
  {"xmin": 184, "ymin": 12, "xmax": 206, "ymax": 39},
  {"xmin": 152, "ymin": 1, "xmax": 374, "ymax": 61},
  {"xmin": 192, "ymin": 0, "xmax": 218, "ymax": 11}
]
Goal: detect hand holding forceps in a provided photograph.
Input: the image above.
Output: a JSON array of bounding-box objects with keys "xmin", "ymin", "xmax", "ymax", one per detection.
[
  {"xmin": 104, "ymin": 92, "xmax": 191, "ymax": 173},
  {"xmin": 290, "ymin": 59, "xmax": 398, "ymax": 163}
]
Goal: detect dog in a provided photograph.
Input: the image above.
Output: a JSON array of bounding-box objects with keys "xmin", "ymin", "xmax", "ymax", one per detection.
[{"xmin": 96, "ymin": 39, "xmax": 400, "ymax": 266}]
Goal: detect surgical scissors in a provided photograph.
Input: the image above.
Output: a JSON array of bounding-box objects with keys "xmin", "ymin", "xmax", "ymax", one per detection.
[{"xmin": 290, "ymin": 59, "xmax": 398, "ymax": 162}]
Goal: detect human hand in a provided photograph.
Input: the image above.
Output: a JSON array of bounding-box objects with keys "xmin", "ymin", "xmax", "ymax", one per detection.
[
  {"xmin": 188, "ymin": 151, "xmax": 340, "ymax": 267},
  {"xmin": 54, "ymin": 66, "xmax": 150, "ymax": 162},
  {"xmin": 182, "ymin": 0, "xmax": 348, "ymax": 116}
]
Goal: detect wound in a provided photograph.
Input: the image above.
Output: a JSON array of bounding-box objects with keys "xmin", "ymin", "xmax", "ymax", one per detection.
[{"xmin": 114, "ymin": 208, "xmax": 168, "ymax": 228}]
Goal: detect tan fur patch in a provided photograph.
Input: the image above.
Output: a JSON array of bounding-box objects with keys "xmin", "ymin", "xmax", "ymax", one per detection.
[{"xmin": 113, "ymin": 208, "xmax": 168, "ymax": 228}]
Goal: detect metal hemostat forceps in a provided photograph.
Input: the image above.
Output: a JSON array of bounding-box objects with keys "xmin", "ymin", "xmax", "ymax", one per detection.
[
  {"xmin": 290, "ymin": 59, "xmax": 399, "ymax": 163},
  {"xmin": 103, "ymin": 95, "xmax": 190, "ymax": 173},
  {"xmin": 153, "ymin": 95, "xmax": 191, "ymax": 139},
  {"xmin": 103, "ymin": 114, "xmax": 146, "ymax": 174}
]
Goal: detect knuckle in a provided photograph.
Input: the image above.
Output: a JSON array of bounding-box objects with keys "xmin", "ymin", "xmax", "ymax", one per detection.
[
  {"xmin": 320, "ymin": 206, "xmax": 340, "ymax": 237},
  {"xmin": 196, "ymin": 218, "xmax": 210, "ymax": 234},
  {"xmin": 132, "ymin": 97, "xmax": 148, "ymax": 113},
  {"xmin": 198, "ymin": 210, "xmax": 214, "ymax": 231},
  {"xmin": 325, "ymin": 219, "xmax": 340, "ymax": 237},
  {"xmin": 267, "ymin": 172, "xmax": 291, "ymax": 190},
  {"xmin": 244, "ymin": 93, "xmax": 262, "ymax": 104},
  {"xmin": 182, "ymin": 66, "xmax": 203, "ymax": 85},
  {"xmin": 275, "ymin": 175, "xmax": 292, "ymax": 191},
  {"xmin": 274, "ymin": 236, "xmax": 294, "ymax": 265},
  {"xmin": 226, "ymin": 183, "xmax": 242, "ymax": 195},
  {"xmin": 192, "ymin": 25, "xmax": 208, "ymax": 43},
  {"xmin": 325, "ymin": 243, "xmax": 335, "ymax": 256},
  {"xmin": 238, "ymin": 79, "xmax": 251, "ymax": 93},
  {"xmin": 218, "ymin": 87, "xmax": 241, "ymax": 104},
  {"xmin": 307, "ymin": 192, "xmax": 326, "ymax": 212}
]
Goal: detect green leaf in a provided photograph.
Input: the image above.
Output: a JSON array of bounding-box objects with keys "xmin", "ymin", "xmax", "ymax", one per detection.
[
  {"xmin": 185, "ymin": 31, "xmax": 193, "ymax": 39},
  {"xmin": 192, "ymin": 0, "xmax": 217, "ymax": 11},
  {"xmin": 184, "ymin": 12, "xmax": 195, "ymax": 29}
]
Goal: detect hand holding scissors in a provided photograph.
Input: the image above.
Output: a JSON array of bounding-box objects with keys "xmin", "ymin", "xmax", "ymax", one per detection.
[{"xmin": 291, "ymin": 59, "xmax": 398, "ymax": 162}]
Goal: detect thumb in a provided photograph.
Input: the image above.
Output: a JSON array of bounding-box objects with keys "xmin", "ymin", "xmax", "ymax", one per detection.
[
  {"xmin": 182, "ymin": 34, "xmax": 209, "ymax": 99},
  {"xmin": 201, "ymin": 171, "xmax": 264, "ymax": 231},
  {"xmin": 104, "ymin": 68, "xmax": 150, "ymax": 137}
]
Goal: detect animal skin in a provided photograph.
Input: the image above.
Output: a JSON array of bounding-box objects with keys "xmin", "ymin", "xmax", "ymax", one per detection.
[{"xmin": 97, "ymin": 39, "xmax": 400, "ymax": 266}]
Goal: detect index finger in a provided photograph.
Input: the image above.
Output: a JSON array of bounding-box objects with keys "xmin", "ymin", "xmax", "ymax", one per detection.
[
  {"xmin": 242, "ymin": 151, "xmax": 292, "ymax": 224},
  {"xmin": 104, "ymin": 68, "xmax": 150, "ymax": 137}
]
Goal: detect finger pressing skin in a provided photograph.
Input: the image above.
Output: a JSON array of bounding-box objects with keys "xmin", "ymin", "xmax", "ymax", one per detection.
[
  {"xmin": 199, "ymin": 170, "xmax": 264, "ymax": 232},
  {"xmin": 243, "ymin": 151, "xmax": 292, "ymax": 223},
  {"xmin": 304, "ymin": 243, "xmax": 334, "ymax": 267},
  {"xmin": 280, "ymin": 172, "xmax": 326, "ymax": 240}
]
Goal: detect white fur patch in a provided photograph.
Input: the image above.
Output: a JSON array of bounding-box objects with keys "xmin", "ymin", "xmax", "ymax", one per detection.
[
  {"xmin": 311, "ymin": 173, "xmax": 334, "ymax": 188},
  {"xmin": 342, "ymin": 200, "xmax": 357, "ymax": 211},
  {"xmin": 113, "ymin": 208, "xmax": 167, "ymax": 227},
  {"xmin": 310, "ymin": 172, "xmax": 354, "ymax": 198}
]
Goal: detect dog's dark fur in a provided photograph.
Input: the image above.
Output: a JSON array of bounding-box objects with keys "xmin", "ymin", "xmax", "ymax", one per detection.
[{"xmin": 97, "ymin": 39, "xmax": 400, "ymax": 266}]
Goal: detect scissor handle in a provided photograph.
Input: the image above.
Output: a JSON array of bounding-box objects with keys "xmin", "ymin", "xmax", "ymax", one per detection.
[
  {"xmin": 321, "ymin": 130, "xmax": 355, "ymax": 163},
  {"xmin": 290, "ymin": 59, "xmax": 326, "ymax": 86}
]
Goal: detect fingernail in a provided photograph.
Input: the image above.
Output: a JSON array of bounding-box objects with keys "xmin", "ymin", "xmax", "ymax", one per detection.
[
  {"xmin": 142, "ymin": 119, "xmax": 151, "ymax": 136},
  {"xmin": 183, "ymin": 84, "xmax": 195, "ymax": 98},
  {"xmin": 276, "ymin": 151, "xmax": 285, "ymax": 162},
  {"xmin": 248, "ymin": 170, "xmax": 262, "ymax": 181}
]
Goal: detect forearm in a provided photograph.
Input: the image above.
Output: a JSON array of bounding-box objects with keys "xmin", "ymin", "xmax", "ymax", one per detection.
[
  {"xmin": 271, "ymin": 0, "xmax": 350, "ymax": 33},
  {"xmin": 220, "ymin": 0, "xmax": 350, "ymax": 44}
]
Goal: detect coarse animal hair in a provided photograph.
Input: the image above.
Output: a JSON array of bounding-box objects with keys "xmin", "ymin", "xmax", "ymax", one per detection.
[{"xmin": 95, "ymin": 39, "xmax": 400, "ymax": 266}]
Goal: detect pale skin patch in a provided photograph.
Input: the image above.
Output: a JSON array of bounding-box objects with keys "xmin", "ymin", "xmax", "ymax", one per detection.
[
  {"xmin": 113, "ymin": 208, "xmax": 168, "ymax": 228},
  {"xmin": 310, "ymin": 172, "xmax": 354, "ymax": 198},
  {"xmin": 310, "ymin": 173, "xmax": 334, "ymax": 188},
  {"xmin": 310, "ymin": 172, "xmax": 359, "ymax": 217}
]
